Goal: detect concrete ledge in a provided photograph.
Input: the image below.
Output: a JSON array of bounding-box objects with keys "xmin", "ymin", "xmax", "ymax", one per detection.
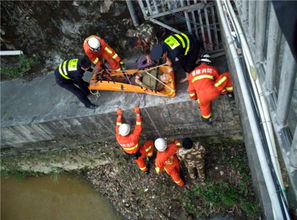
[{"xmin": 1, "ymin": 59, "xmax": 241, "ymax": 150}]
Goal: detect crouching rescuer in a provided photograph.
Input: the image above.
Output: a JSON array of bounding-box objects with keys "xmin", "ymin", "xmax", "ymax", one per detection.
[
  {"xmin": 187, "ymin": 54, "xmax": 233, "ymax": 124},
  {"xmin": 115, "ymin": 107, "xmax": 154, "ymax": 173},
  {"xmin": 54, "ymin": 56, "xmax": 97, "ymax": 109},
  {"xmin": 154, "ymin": 138, "xmax": 185, "ymax": 186}
]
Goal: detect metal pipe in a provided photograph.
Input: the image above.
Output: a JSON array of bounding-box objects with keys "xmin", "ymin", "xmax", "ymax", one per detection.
[
  {"xmin": 198, "ymin": 9, "xmax": 207, "ymax": 50},
  {"xmin": 216, "ymin": 1, "xmax": 287, "ymax": 218},
  {"xmin": 248, "ymin": 0, "xmax": 256, "ymax": 41},
  {"xmin": 149, "ymin": 18, "xmax": 181, "ymax": 34},
  {"xmin": 145, "ymin": 0, "xmax": 153, "ymax": 15},
  {"xmin": 137, "ymin": 0, "xmax": 148, "ymax": 19},
  {"xmin": 189, "ymin": 0, "xmax": 198, "ymax": 38},
  {"xmin": 148, "ymin": 3, "xmax": 205, "ymax": 19},
  {"xmin": 126, "ymin": 0, "xmax": 139, "ymax": 27},
  {"xmin": 152, "ymin": 0, "xmax": 159, "ymax": 14},
  {"xmin": 225, "ymin": 0, "xmax": 284, "ymax": 194},
  {"xmin": 180, "ymin": 0, "xmax": 192, "ymax": 34},
  {"xmin": 204, "ymin": 7, "xmax": 213, "ymax": 50},
  {"xmin": 211, "ymin": 6, "xmax": 219, "ymax": 49},
  {"xmin": 264, "ymin": 4, "xmax": 281, "ymax": 94},
  {"xmin": 255, "ymin": 0, "xmax": 267, "ymax": 62},
  {"xmin": 0, "ymin": 50, "xmax": 23, "ymax": 56},
  {"xmin": 276, "ymin": 42, "xmax": 297, "ymax": 127}
]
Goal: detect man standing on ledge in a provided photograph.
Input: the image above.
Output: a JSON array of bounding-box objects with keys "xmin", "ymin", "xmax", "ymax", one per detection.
[
  {"xmin": 54, "ymin": 56, "xmax": 97, "ymax": 109},
  {"xmin": 83, "ymin": 35, "xmax": 125, "ymax": 74}
]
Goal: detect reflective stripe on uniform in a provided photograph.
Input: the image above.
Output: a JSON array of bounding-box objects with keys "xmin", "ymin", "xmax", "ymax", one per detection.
[
  {"xmin": 180, "ymin": 33, "xmax": 190, "ymax": 55},
  {"xmin": 58, "ymin": 62, "xmax": 71, "ymax": 79},
  {"xmin": 145, "ymin": 146, "xmax": 152, "ymax": 152},
  {"xmin": 189, "ymin": 93, "xmax": 196, "ymax": 97},
  {"xmin": 116, "ymin": 122, "xmax": 121, "ymax": 125},
  {"xmin": 105, "ymin": 47, "xmax": 113, "ymax": 54},
  {"xmin": 148, "ymin": 152, "xmax": 153, "ymax": 157},
  {"xmin": 192, "ymin": 74, "xmax": 214, "ymax": 83},
  {"xmin": 214, "ymin": 76, "xmax": 227, "ymax": 87},
  {"xmin": 174, "ymin": 34, "xmax": 185, "ymax": 48},
  {"xmin": 202, "ymin": 113, "xmax": 212, "ymax": 119},
  {"xmin": 175, "ymin": 179, "xmax": 182, "ymax": 184},
  {"xmin": 140, "ymin": 166, "xmax": 147, "ymax": 171},
  {"xmin": 123, "ymin": 144, "xmax": 138, "ymax": 151},
  {"xmin": 155, "ymin": 167, "xmax": 160, "ymax": 173},
  {"xmin": 112, "ymin": 54, "xmax": 118, "ymax": 59},
  {"xmin": 226, "ymin": 86, "xmax": 233, "ymax": 91},
  {"xmin": 176, "ymin": 142, "xmax": 181, "ymax": 146},
  {"xmin": 93, "ymin": 57, "xmax": 99, "ymax": 64},
  {"xmin": 136, "ymin": 122, "xmax": 141, "ymax": 125}
]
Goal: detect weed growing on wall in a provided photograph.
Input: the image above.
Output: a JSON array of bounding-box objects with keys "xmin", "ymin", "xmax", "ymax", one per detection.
[{"xmin": 0, "ymin": 55, "xmax": 37, "ymax": 78}]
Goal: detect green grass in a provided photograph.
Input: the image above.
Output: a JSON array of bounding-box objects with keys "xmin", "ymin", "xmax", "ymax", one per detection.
[
  {"xmin": 184, "ymin": 181, "xmax": 260, "ymax": 218},
  {"xmin": 0, "ymin": 55, "xmax": 37, "ymax": 78}
]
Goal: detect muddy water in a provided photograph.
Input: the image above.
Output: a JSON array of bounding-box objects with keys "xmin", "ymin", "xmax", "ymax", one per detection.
[{"xmin": 1, "ymin": 174, "xmax": 122, "ymax": 220}]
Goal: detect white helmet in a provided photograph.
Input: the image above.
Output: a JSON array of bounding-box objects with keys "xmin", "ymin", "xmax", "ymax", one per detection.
[
  {"xmin": 88, "ymin": 37, "xmax": 101, "ymax": 51},
  {"xmin": 119, "ymin": 123, "xmax": 131, "ymax": 136},
  {"xmin": 200, "ymin": 54, "xmax": 211, "ymax": 63},
  {"xmin": 154, "ymin": 138, "xmax": 167, "ymax": 152}
]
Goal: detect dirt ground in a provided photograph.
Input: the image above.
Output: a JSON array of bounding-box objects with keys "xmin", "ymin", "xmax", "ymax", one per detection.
[
  {"xmin": 80, "ymin": 138, "xmax": 260, "ymax": 220},
  {"xmin": 1, "ymin": 137, "xmax": 260, "ymax": 220}
]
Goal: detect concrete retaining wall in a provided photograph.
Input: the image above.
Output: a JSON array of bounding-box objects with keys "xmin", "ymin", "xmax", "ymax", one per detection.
[{"xmin": 1, "ymin": 64, "xmax": 241, "ymax": 151}]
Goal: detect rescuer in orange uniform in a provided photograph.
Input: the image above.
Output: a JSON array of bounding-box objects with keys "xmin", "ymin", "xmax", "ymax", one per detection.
[
  {"xmin": 187, "ymin": 54, "xmax": 233, "ymax": 124},
  {"xmin": 115, "ymin": 107, "xmax": 154, "ymax": 173},
  {"xmin": 154, "ymin": 138, "xmax": 184, "ymax": 186},
  {"xmin": 83, "ymin": 35, "xmax": 125, "ymax": 74}
]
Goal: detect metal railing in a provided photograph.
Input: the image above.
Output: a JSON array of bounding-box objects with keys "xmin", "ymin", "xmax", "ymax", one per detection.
[
  {"xmin": 234, "ymin": 0, "xmax": 297, "ymax": 200},
  {"xmin": 217, "ymin": 0, "xmax": 296, "ymax": 219},
  {"xmin": 136, "ymin": 0, "xmax": 223, "ymax": 53}
]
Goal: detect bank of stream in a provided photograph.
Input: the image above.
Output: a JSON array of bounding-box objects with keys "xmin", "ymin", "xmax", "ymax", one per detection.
[{"xmin": 1, "ymin": 136, "xmax": 260, "ymax": 219}]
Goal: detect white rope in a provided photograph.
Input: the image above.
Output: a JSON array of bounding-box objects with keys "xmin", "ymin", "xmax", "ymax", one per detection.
[{"xmin": 121, "ymin": 68, "xmax": 162, "ymax": 138}]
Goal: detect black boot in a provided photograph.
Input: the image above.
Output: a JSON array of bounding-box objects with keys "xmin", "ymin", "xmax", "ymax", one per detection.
[{"xmin": 201, "ymin": 117, "xmax": 212, "ymax": 125}]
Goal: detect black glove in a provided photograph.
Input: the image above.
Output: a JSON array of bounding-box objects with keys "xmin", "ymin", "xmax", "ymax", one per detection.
[{"xmin": 120, "ymin": 61, "xmax": 126, "ymax": 70}]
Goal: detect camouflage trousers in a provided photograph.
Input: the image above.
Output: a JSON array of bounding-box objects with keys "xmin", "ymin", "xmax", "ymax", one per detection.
[{"xmin": 185, "ymin": 156, "xmax": 205, "ymax": 181}]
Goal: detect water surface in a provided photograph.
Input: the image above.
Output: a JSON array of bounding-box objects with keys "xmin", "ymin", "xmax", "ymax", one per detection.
[{"xmin": 1, "ymin": 174, "xmax": 122, "ymax": 220}]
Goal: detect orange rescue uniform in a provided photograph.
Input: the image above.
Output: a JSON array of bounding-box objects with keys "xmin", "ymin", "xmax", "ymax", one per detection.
[
  {"xmin": 83, "ymin": 35, "xmax": 122, "ymax": 70},
  {"xmin": 155, "ymin": 140, "xmax": 184, "ymax": 186},
  {"xmin": 187, "ymin": 63, "xmax": 233, "ymax": 119},
  {"xmin": 115, "ymin": 113, "xmax": 154, "ymax": 172}
]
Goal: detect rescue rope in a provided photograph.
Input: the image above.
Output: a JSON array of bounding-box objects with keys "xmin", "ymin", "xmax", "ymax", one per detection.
[
  {"xmin": 120, "ymin": 68, "xmax": 162, "ymax": 138},
  {"xmin": 142, "ymin": 69, "xmax": 175, "ymax": 92},
  {"xmin": 90, "ymin": 89, "xmax": 101, "ymax": 97}
]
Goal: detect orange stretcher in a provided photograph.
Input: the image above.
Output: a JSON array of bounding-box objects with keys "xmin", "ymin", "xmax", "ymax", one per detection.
[{"xmin": 88, "ymin": 65, "xmax": 176, "ymax": 98}]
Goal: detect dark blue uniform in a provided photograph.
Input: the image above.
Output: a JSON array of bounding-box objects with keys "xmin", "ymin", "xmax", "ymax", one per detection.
[
  {"xmin": 54, "ymin": 58, "xmax": 93, "ymax": 108},
  {"xmin": 161, "ymin": 33, "xmax": 200, "ymax": 73}
]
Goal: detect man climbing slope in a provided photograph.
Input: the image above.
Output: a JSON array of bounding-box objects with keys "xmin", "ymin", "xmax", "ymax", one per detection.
[
  {"xmin": 115, "ymin": 107, "xmax": 154, "ymax": 173},
  {"xmin": 187, "ymin": 54, "xmax": 233, "ymax": 124},
  {"xmin": 83, "ymin": 35, "xmax": 125, "ymax": 75},
  {"xmin": 154, "ymin": 138, "xmax": 184, "ymax": 186},
  {"xmin": 54, "ymin": 56, "xmax": 97, "ymax": 109}
]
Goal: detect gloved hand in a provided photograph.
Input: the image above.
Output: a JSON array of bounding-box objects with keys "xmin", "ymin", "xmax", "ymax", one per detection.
[
  {"xmin": 116, "ymin": 108, "xmax": 123, "ymax": 116},
  {"xmin": 134, "ymin": 106, "xmax": 140, "ymax": 114},
  {"xmin": 119, "ymin": 61, "xmax": 126, "ymax": 70}
]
